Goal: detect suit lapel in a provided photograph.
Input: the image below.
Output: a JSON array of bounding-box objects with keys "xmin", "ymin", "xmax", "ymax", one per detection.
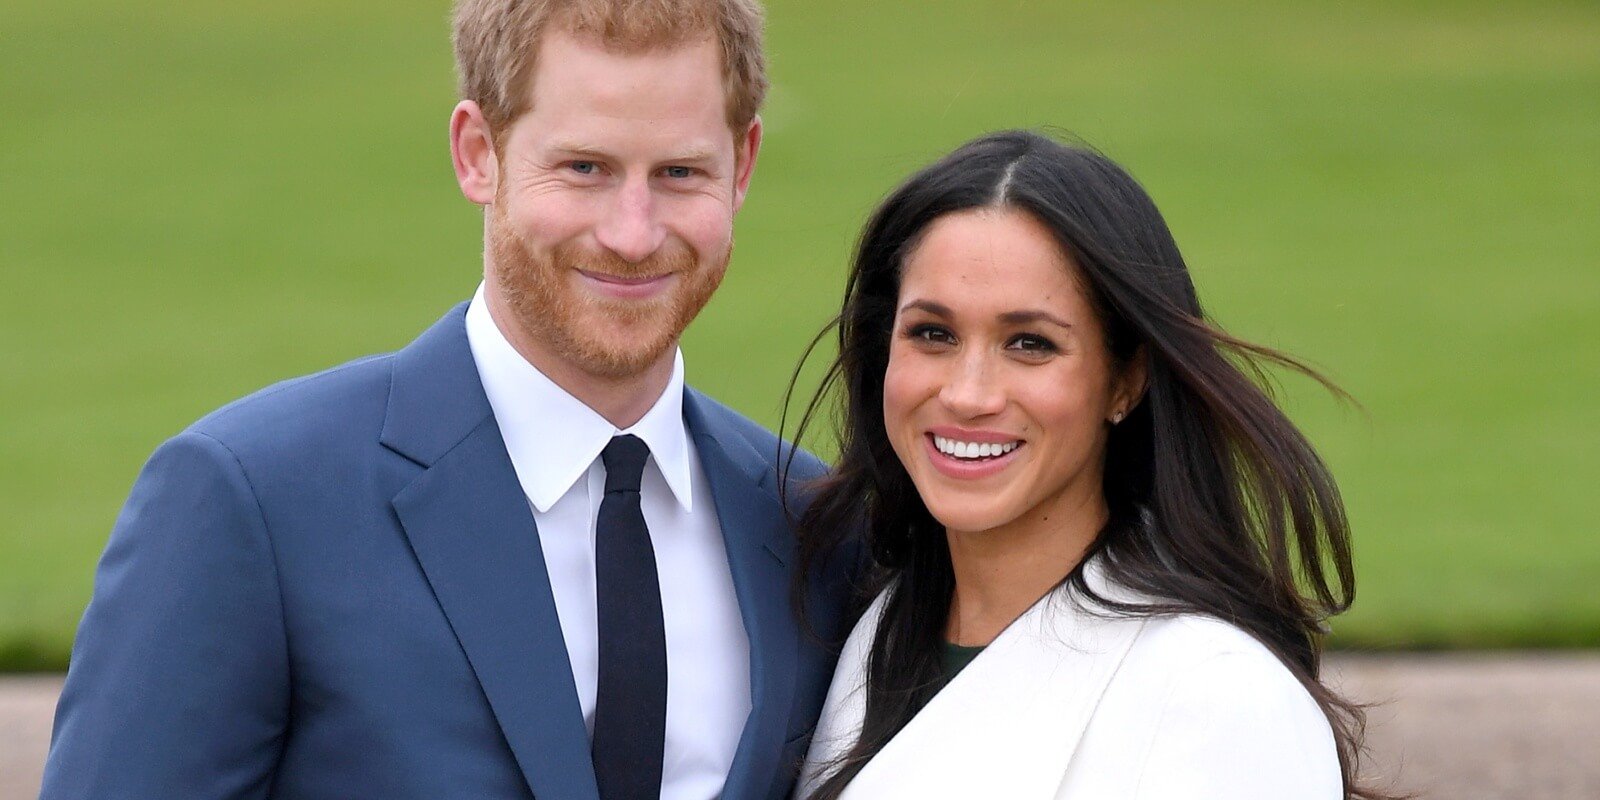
[
  {"xmin": 383, "ymin": 305, "xmax": 600, "ymax": 800},
  {"xmin": 827, "ymin": 563, "xmax": 1146, "ymax": 799},
  {"xmin": 685, "ymin": 391, "xmax": 800, "ymax": 800}
]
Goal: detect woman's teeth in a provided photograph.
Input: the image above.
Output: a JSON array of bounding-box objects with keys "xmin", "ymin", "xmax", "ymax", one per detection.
[{"xmin": 932, "ymin": 436, "xmax": 1020, "ymax": 460}]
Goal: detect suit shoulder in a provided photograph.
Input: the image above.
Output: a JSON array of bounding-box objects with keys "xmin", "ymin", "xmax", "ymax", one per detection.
[
  {"xmin": 185, "ymin": 351, "xmax": 396, "ymax": 456},
  {"xmin": 686, "ymin": 387, "xmax": 827, "ymax": 480}
]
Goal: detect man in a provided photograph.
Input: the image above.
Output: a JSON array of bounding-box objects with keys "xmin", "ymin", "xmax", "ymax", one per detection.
[{"xmin": 40, "ymin": 1, "xmax": 856, "ymax": 798}]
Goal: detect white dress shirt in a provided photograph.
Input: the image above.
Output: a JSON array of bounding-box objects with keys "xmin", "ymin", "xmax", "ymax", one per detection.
[{"xmin": 465, "ymin": 285, "xmax": 751, "ymax": 799}]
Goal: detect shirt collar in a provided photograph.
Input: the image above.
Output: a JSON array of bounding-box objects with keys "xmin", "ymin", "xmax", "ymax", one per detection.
[{"xmin": 464, "ymin": 283, "xmax": 695, "ymax": 514}]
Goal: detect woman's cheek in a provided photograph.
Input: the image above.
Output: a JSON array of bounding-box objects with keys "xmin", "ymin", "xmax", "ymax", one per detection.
[{"xmin": 882, "ymin": 350, "xmax": 928, "ymax": 461}]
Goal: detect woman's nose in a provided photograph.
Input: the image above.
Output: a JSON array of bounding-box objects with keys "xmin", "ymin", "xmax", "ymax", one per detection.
[{"xmin": 937, "ymin": 353, "xmax": 1006, "ymax": 419}]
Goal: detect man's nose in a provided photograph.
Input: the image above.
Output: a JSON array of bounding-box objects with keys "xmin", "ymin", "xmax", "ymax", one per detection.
[
  {"xmin": 593, "ymin": 177, "xmax": 667, "ymax": 264},
  {"xmin": 938, "ymin": 351, "xmax": 1007, "ymax": 419}
]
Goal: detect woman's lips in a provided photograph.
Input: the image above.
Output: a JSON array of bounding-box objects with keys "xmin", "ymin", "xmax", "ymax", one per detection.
[{"xmin": 923, "ymin": 432, "xmax": 1024, "ymax": 480}]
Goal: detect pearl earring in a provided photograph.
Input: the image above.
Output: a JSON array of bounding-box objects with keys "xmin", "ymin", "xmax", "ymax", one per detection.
[{"xmin": 1111, "ymin": 411, "xmax": 1125, "ymax": 424}]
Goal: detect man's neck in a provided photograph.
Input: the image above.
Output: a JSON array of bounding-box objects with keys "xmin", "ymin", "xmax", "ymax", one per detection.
[{"xmin": 483, "ymin": 292, "xmax": 675, "ymax": 430}]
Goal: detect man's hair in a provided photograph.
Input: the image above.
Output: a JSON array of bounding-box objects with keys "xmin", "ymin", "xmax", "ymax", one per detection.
[{"xmin": 452, "ymin": 0, "xmax": 768, "ymax": 136}]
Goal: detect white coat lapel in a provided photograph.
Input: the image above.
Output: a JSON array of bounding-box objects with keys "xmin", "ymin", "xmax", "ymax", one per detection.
[
  {"xmin": 796, "ymin": 591, "xmax": 889, "ymax": 798},
  {"xmin": 801, "ymin": 561, "xmax": 1147, "ymax": 799}
]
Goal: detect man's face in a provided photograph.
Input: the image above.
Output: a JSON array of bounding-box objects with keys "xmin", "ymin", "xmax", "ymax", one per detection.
[{"xmin": 485, "ymin": 30, "xmax": 756, "ymax": 380}]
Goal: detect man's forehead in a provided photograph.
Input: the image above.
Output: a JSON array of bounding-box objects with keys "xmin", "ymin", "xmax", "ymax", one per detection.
[
  {"xmin": 514, "ymin": 31, "xmax": 739, "ymax": 153},
  {"xmin": 538, "ymin": 135, "xmax": 730, "ymax": 163},
  {"xmin": 530, "ymin": 28, "xmax": 723, "ymax": 89},
  {"xmin": 528, "ymin": 34, "xmax": 724, "ymax": 109},
  {"xmin": 543, "ymin": 20, "xmax": 719, "ymax": 57}
]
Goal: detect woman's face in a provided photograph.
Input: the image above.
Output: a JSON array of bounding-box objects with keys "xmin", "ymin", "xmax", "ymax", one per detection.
[{"xmin": 883, "ymin": 208, "xmax": 1139, "ymax": 537}]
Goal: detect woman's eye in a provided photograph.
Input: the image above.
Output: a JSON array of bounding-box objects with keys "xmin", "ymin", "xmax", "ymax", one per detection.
[
  {"xmin": 1008, "ymin": 334, "xmax": 1058, "ymax": 354},
  {"xmin": 907, "ymin": 324, "xmax": 954, "ymax": 345}
]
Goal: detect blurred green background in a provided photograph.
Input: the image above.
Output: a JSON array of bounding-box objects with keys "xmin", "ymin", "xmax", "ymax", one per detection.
[{"xmin": 1, "ymin": 0, "xmax": 1596, "ymax": 669}]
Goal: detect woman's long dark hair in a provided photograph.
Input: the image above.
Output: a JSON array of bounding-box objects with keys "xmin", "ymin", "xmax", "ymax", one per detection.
[{"xmin": 786, "ymin": 131, "xmax": 1392, "ymax": 799}]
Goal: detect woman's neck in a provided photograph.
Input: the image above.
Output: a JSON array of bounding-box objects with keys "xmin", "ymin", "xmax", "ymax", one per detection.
[{"xmin": 943, "ymin": 489, "xmax": 1107, "ymax": 647}]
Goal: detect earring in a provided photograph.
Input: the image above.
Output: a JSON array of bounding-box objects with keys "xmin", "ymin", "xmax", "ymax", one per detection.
[{"xmin": 1111, "ymin": 410, "xmax": 1125, "ymax": 424}]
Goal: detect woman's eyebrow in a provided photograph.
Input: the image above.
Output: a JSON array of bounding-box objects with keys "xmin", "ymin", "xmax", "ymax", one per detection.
[
  {"xmin": 898, "ymin": 299, "xmax": 952, "ymax": 317},
  {"xmin": 998, "ymin": 309, "xmax": 1073, "ymax": 329},
  {"xmin": 899, "ymin": 301, "xmax": 1074, "ymax": 330}
]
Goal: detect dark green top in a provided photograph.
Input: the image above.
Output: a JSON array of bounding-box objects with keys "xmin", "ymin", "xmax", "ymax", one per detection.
[{"xmin": 939, "ymin": 641, "xmax": 986, "ymax": 684}]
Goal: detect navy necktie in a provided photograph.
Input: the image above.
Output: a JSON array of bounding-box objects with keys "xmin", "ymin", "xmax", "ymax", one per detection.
[{"xmin": 592, "ymin": 434, "xmax": 668, "ymax": 800}]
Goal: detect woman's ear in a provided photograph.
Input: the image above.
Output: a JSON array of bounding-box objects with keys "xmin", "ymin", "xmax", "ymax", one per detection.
[{"xmin": 1110, "ymin": 345, "xmax": 1149, "ymax": 424}]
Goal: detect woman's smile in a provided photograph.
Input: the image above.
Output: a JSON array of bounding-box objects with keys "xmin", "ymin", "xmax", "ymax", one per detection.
[{"xmin": 924, "ymin": 428, "xmax": 1026, "ymax": 479}]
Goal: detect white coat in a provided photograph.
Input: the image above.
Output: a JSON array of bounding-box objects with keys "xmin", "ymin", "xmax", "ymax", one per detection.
[{"xmin": 796, "ymin": 559, "xmax": 1344, "ymax": 799}]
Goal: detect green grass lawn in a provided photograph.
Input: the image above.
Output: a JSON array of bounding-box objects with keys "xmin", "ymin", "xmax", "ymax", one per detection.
[{"xmin": 2, "ymin": 0, "xmax": 1596, "ymax": 668}]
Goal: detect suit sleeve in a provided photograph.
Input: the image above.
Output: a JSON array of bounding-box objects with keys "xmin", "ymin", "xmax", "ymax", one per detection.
[
  {"xmin": 40, "ymin": 431, "xmax": 290, "ymax": 799},
  {"xmin": 1133, "ymin": 650, "xmax": 1344, "ymax": 800}
]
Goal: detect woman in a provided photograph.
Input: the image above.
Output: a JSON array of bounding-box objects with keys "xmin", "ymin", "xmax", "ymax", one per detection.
[{"xmin": 788, "ymin": 131, "xmax": 1388, "ymax": 799}]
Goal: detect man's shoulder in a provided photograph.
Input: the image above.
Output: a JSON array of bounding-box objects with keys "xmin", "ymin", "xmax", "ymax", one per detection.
[
  {"xmin": 684, "ymin": 386, "xmax": 827, "ymax": 482},
  {"xmin": 185, "ymin": 351, "xmax": 397, "ymax": 460}
]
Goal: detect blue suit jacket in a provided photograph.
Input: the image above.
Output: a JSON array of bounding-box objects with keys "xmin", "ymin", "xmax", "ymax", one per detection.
[{"xmin": 42, "ymin": 304, "xmax": 857, "ymax": 800}]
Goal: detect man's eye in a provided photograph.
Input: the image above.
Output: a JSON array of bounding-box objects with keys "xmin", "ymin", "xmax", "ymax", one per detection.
[
  {"xmin": 569, "ymin": 161, "xmax": 598, "ymax": 175},
  {"xmin": 663, "ymin": 166, "xmax": 694, "ymax": 179}
]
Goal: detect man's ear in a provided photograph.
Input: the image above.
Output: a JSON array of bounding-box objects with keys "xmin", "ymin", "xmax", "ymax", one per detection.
[
  {"xmin": 731, "ymin": 115, "xmax": 763, "ymax": 212},
  {"xmin": 451, "ymin": 100, "xmax": 498, "ymax": 205}
]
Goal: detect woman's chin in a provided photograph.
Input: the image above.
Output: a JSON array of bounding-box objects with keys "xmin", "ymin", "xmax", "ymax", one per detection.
[{"xmin": 925, "ymin": 503, "xmax": 1015, "ymax": 538}]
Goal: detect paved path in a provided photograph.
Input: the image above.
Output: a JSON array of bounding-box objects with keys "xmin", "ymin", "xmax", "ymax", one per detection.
[
  {"xmin": 1328, "ymin": 653, "xmax": 1600, "ymax": 799},
  {"xmin": 0, "ymin": 676, "xmax": 58, "ymax": 800},
  {"xmin": 5, "ymin": 654, "xmax": 1599, "ymax": 798}
]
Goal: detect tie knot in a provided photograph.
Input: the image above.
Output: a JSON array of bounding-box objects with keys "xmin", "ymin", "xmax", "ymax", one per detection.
[{"xmin": 601, "ymin": 434, "xmax": 651, "ymax": 494}]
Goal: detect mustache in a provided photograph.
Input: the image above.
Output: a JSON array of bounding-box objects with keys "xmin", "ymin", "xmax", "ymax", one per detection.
[{"xmin": 551, "ymin": 239, "xmax": 698, "ymax": 279}]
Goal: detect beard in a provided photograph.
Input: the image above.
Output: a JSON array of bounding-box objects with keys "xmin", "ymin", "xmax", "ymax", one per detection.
[{"xmin": 486, "ymin": 200, "xmax": 729, "ymax": 380}]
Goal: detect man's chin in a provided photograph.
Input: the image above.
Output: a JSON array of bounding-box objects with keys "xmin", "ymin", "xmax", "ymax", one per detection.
[
  {"xmin": 567, "ymin": 342, "xmax": 676, "ymax": 380},
  {"xmin": 560, "ymin": 318, "xmax": 679, "ymax": 379}
]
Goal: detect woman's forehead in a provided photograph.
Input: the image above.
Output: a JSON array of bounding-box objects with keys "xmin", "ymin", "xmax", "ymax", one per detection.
[{"xmin": 898, "ymin": 209, "xmax": 1091, "ymax": 314}]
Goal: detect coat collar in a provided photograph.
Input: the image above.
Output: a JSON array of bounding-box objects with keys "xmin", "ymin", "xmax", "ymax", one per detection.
[
  {"xmin": 800, "ymin": 557, "xmax": 1148, "ymax": 799},
  {"xmin": 379, "ymin": 302, "xmax": 490, "ymax": 468}
]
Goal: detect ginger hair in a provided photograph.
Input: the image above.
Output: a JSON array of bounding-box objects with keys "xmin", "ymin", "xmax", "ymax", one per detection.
[{"xmin": 452, "ymin": 0, "xmax": 768, "ymax": 135}]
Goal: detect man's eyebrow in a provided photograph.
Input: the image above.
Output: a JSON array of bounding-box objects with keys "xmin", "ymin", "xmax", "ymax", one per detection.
[
  {"xmin": 545, "ymin": 142, "xmax": 613, "ymax": 160},
  {"xmin": 542, "ymin": 143, "xmax": 720, "ymax": 164},
  {"xmin": 663, "ymin": 145, "xmax": 718, "ymax": 163}
]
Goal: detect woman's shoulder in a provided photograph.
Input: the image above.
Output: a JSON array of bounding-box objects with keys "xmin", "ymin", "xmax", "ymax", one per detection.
[
  {"xmin": 1093, "ymin": 612, "xmax": 1343, "ymax": 797},
  {"xmin": 1120, "ymin": 612, "xmax": 1326, "ymax": 714},
  {"xmin": 1133, "ymin": 612, "xmax": 1294, "ymax": 669},
  {"xmin": 1078, "ymin": 562, "xmax": 1322, "ymax": 700}
]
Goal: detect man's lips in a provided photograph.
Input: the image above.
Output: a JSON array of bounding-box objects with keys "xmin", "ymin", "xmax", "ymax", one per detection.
[{"xmin": 576, "ymin": 269, "xmax": 675, "ymax": 298}]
